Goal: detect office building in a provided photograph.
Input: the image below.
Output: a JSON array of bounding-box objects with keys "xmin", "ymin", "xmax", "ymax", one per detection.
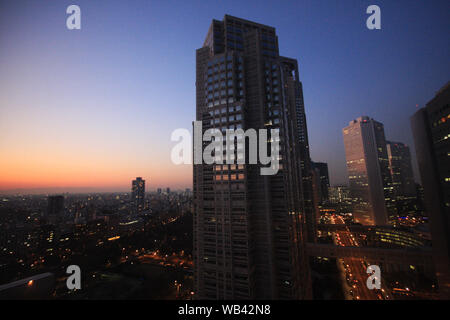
[
  {"xmin": 193, "ymin": 15, "xmax": 313, "ymax": 299},
  {"xmin": 386, "ymin": 141, "xmax": 417, "ymax": 219},
  {"xmin": 342, "ymin": 116, "xmax": 391, "ymax": 225},
  {"xmin": 131, "ymin": 177, "xmax": 145, "ymax": 212},
  {"xmin": 386, "ymin": 141, "xmax": 416, "ymax": 198}
]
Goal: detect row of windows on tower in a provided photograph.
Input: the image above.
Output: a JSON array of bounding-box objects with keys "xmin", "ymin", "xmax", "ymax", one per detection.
[
  {"xmin": 214, "ymin": 173, "xmax": 246, "ymax": 181},
  {"xmin": 207, "ymin": 97, "xmax": 238, "ymax": 107},
  {"xmin": 206, "ymin": 71, "xmax": 243, "ymax": 83},
  {"xmin": 224, "ymin": 39, "xmax": 277, "ymax": 56},
  {"xmin": 215, "ymin": 164, "xmax": 245, "ymax": 171},
  {"xmin": 207, "ymin": 62, "xmax": 242, "ymax": 74},
  {"xmin": 209, "ymin": 105, "xmax": 242, "ymax": 116},
  {"xmin": 207, "ymin": 89, "xmax": 235, "ymax": 98},
  {"xmin": 210, "ymin": 123, "xmax": 244, "ymax": 133},
  {"xmin": 207, "ymin": 80, "xmax": 237, "ymax": 90},
  {"xmin": 207, "ymin": 54, "xmax": 235, "ymax": 67},
  {"xmin": 265, "ymin": 70, "xmax": 278, "ymax": 77},
  {"xmin": 210, "ymin": 114, "xmax": 243, "ymax": 124},
  {"xmin": 226, "ymin": 33, "xmax": 243, "ymax": 42}
]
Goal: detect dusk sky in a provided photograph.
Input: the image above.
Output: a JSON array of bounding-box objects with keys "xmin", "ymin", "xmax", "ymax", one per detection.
[{"xmin": 0, "ymin": 0, "xmax": 449, "ymax": 193}]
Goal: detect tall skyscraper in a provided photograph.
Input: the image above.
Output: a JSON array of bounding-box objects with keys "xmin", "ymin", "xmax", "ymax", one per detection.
[
  {"xmin": 342, "ymin": 116, "xmax": 391, "ymax": 225},
  {"xmin": 311, "ymin": 161, "xmax": 330, "ymax": 204},
  {"xmin": 386, "ymin": 141, "xmax": 416, "ymax": 198},
  {"xmin": 194, "ymin": 15, "xmax": 313, "ymax": 300},
  {"xmin": 411, "ymin": 82, "xmax": 450, "ymax": 299},
  {"xmin": 131, "ymin": 177, "xmax": 145, "ymax": 212}
]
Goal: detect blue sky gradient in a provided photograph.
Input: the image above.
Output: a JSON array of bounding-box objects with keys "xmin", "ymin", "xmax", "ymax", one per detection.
[{"xmin": 0, "ymin": 0, "xmax": 449, "ymax": 191}]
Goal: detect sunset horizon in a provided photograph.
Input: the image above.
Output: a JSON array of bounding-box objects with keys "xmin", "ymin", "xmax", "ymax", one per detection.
[{"xmin": 2, "ymin": 1, "xmax": 448, "ymax": 194}]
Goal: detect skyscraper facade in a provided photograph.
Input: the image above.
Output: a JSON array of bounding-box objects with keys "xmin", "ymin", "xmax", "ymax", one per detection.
[
  {"xmin": 411, "ymin": 82, "xmax": 450, "ymax": 299},
  {"xmin": 131, "ymin": 177, "xmax": 145, "ymax": 212},
  {"xmin": 311, "ymin": 161, "xmax": 330, "ymax": 205},
  {"xmin": 194, "ymin": 15, "xmax": 313, "ymax": 300},
  {"xmin": 386, "ymin": 141, "xmax": 417, "ymax": 218},
  {"xmin": 386, "ymin": 141, "xmax": 416, "ymax": 198},
  {"xmin": 342, "ymin": 116, "xmax": 391, "ymax": 225}
]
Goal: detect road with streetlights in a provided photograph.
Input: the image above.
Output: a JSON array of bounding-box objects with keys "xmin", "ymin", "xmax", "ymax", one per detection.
[{"xmin": 331, "ymin": 214, "xmax": 391, "ymax": 300}]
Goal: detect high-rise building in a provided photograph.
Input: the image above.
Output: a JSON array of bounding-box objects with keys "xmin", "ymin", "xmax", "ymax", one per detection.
[
  {"xmin": 342, "ymin": 116, "xmax": 392, "ymax": 225},
  {"xmin": 131, "ymin": 177, "xmax": 145, "ymax": 212},
  {"xmin": 311, "ymin": 161, "xmax": 330, "ymax": 204},
  {"xmin": 411, "ymin": 82, "xmax": 450, "ymax": 299},
  {"xmin": 194, "ymin": 15, "xmax": 313, "ymax": 299},
  {"xmin": 385, "ymin": 141, "xmax": 417, "ymax": 219},
  {"xmin": 386, "ymin": 141, "xmax": 416, "ymax": 198}
]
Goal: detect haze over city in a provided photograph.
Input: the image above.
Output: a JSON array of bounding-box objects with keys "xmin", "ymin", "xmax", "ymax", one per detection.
[{"xmin": 1, "ymin": 0, "xmax": 449, "ymax": 193}]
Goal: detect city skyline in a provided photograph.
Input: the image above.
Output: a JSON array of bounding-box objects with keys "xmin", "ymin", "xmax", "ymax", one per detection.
[
  {"xmin": 1, "ymin": 0, "xmax": 449, "ymax": 193},
  {"xmin": 0, "ymin": 2, "xmax": 448, "ymax": 303}
]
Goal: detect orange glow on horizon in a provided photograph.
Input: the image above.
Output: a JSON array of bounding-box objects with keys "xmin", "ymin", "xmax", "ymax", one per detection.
[{"xmin": 0, "ymin": 150, "xmax": 192, "ymax": 192}]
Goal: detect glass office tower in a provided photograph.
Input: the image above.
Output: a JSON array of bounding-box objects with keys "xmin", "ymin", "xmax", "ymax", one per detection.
[{"xmin": 343, "ymin": 116, "xmax": 391, "ymax": 225}]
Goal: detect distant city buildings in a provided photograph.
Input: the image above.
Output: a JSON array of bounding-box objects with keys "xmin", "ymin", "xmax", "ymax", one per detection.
[
  {"xmin": 194, "ymin": 15, "xmax": 313, "ymax": 299},
  {"xmin": 329, "ymin": 185, "xmax": 350, "ymax": 205},
  {"xmin": 411, "ymin": 82, "xmax": 450, "ymax": 299},
  {"xmin": 131, "ymin": 177, "xmax": 145, "ymax": 212},
  {"xmin": 343, "ymin": 116, "xmax": 391, "ymax": 225},
  {"xmin": 0, "ymin": 191, "xmax": 195, "ymax": 299}
]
